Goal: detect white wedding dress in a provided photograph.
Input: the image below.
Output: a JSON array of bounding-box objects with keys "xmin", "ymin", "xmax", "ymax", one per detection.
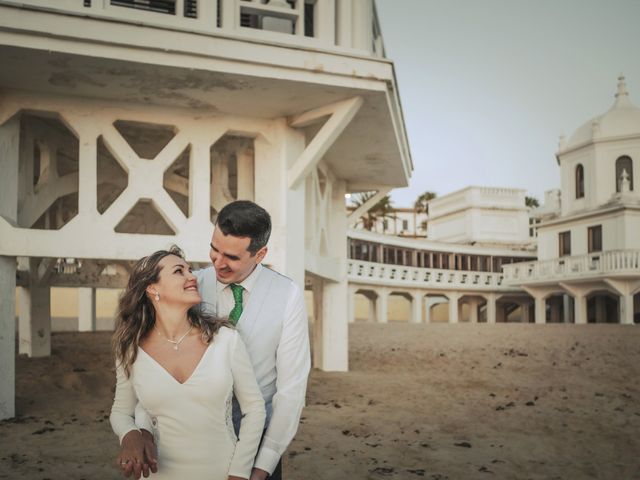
[{"xmin": 110, "ymin": 327, "xmax": 266, "ymax": 479}]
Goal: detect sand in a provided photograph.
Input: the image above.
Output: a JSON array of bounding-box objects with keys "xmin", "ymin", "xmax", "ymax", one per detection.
[{"xmin": 1, "ymin": 323, "xmax": 639, "ymax": 480}]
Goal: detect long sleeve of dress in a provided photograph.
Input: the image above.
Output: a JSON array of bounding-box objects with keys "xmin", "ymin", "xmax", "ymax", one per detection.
[
  {"xmin": 227, "ymin": 332, "xmax": 267, "ymax": 478},
  {"xmin": 109, "ymin": 363, "xmax": 141, "ymax": 444}
]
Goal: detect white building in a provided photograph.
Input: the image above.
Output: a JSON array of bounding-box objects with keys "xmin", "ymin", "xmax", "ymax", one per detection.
[
  {"xmin": 427, "ymin": 186, "xmax": 532, "ymax": 248},
  {"xmin": 0, "ymin": 0, "xmax": 412, "ymax": 420},
  {"xmin": 503, "ymin": 76, "xmax": 640, "ymax": 325}
]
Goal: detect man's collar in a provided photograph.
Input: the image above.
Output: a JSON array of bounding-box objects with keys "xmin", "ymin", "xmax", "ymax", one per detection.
[{"xmin": 216, "ymin": 263, "xmax": 263, "ymax": 294}]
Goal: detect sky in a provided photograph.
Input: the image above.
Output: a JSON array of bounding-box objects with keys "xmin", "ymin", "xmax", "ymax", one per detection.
[{"xmin": 375, "ymin": 0, "xmax": 640, "ymax": 207}]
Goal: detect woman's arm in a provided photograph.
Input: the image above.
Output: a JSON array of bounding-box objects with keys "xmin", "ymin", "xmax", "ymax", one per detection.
[
  {"xmin": 227, "ymin": 332, "xmax": 267, "ymax": 479},
  {"xmin": 110, "ymin": 364, "xmax": 155, "ymax": 478}
]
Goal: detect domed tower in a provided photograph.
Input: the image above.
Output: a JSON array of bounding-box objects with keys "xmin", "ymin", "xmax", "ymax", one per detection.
[{"xmin": 557, "ymin": 75, "xmax": 640, "ymax": 216}]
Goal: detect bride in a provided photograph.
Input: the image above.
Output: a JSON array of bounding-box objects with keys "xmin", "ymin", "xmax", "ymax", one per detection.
[{"xmin": 110, "ymin": 246, "xmax": 265, "ymax": 479}]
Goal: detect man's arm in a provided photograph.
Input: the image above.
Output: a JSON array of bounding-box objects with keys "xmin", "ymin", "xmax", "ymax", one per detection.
[{"xmin": 253, "ymin": 283, "xmax": 311, "ymax": 475}]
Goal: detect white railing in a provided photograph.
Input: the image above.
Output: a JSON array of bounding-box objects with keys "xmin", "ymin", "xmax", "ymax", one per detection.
[
  {"xmin": 502, "ymin": 250, "xmax": 640, "ymax": 284},
  {"xmin": 347, "ymin": 259, "xmax": 517, "ymax": 292},
  {"xmin": 1, "ymin": 0, "xmax": 385, "ymax": 56}
]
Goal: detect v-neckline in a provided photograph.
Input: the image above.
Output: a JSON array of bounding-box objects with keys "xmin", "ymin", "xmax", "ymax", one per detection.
[{"xmin": 138, "ymin": 343, "xmax": 212, "ymax": 386}]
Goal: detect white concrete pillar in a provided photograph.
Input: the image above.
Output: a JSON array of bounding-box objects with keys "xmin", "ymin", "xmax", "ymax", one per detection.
[
  {"xmin": 18, "ymin": 274, "xmax": 51, "ymax": 357},
  {"xmin": 534, "ymin": 295, "xmax": 546, "ymax": 324},
  {"xmin": 562, "ymin": 294, "xmax": 573, "ymax": 324},
  {"xmin": 78, "ymin": 287, "xmax": 97, "ymax": 332},
  {"xmin": 486, "ymin": 294, "xmax": 497, "ymax": 324},
  {"xmin": 620, "ymin": 293, "xmax": 634, "ymax": 325},
  {"xmin": 447, "ymin": 292, "xmax": 460, "ymax": 324},
  {"xmin": 468, "ymin": 298, "xmax": 479, "ymax": 324},
  {"xmin": 236, "ymin": 147, "xmax": 254, "ymax": 201},
  {"xmin": 574, "ymin": 294, "xmax": 587, "ymax": 325},
  {"xmin": 425, "ymin": 302, "xmax": 432, "ymax": 324},
  {"xmin": 0, "ymin": 115, "xmax": 19, "ymax": 420},
  {"xmin": 410, "ymin": 290, "xmax": 422, "ymax": 324},
  {"xmin": 351, "ymin": 0, "xmax": 373, "ymax": 52},
  {"xmin": 376, "ymin": 288, "xmax": 388, "ymax": 324},
  {"xmin": 318, "ymin": 278, "xmax": 348, "ymax": 371},
  {"xmin": 347, "ymin": 285, "xmax": 356, "ymax": 324}
]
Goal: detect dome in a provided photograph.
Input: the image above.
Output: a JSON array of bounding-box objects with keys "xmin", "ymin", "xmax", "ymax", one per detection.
[{"xmin": 564, "ymin": 76, "xmax": 640, "ymax": 151}]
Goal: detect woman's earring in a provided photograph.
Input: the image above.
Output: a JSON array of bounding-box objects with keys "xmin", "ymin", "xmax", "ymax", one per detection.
[{"xmin": 155, "ymin": 292, "xmax": 160, "ymax": 302}]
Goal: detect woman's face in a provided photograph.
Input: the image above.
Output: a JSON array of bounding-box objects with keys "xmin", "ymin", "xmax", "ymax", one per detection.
[{"xmin": 149, "ymin": 254, "xmax": 201, "ymax": 307}]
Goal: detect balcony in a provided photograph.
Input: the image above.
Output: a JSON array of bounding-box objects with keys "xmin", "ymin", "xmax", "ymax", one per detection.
[
  {"xmin": 502, "ymin": 250, "xmax": 640, "ymax": 285},
  {"xmin": 0, "ymin": 0, "xmax": 385, "ymax": 57},
  {"xmin": 347, "ymin": 259, "xmax": 519, "ymax": 292}
]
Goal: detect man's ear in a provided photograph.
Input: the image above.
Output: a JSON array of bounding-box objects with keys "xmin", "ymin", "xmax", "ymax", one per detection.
[{"xmin": 255, "ymin": 246, "xmax": 268, "ymax": 264}]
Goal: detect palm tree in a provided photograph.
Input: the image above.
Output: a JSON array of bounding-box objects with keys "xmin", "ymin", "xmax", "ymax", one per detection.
[
  {"xmin": 413, "ymin": 191, "xmax": 437, "ymax": 235},
  {"xmin": 351, "ymin": 192, "xmax": 395, "ymax": 231},
  {"xmin": 525, "ymin": 195, "xmax": 540, "ymax": 208}
]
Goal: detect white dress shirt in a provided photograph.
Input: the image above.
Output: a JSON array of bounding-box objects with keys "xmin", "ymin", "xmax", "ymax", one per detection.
[{"xmin": 208, "ymin": 263, "xmax": 310, "ymax": 474}]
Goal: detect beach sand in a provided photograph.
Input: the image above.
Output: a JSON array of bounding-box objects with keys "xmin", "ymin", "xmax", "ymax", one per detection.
[{"xmin": 1, "ymin": 323, "xmax": 639, "ymax": 479}]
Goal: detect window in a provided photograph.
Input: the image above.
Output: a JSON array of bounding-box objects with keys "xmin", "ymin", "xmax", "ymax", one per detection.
[
  {"xmin": 615, "ymin": 156, "xmax": 634, "ymax": 192},
  {"xmin": 402, "ymin": 219, "xmax": 409, "ymax": 231},
  {"xmin": 575, "ymin": 164, "xmax": 585, "ymax": 199},
  {"xmin": 559, "ymin": 231, "xmax": 571, "ymax": 257},
  {"xmin": 588, "ymin": 225, "xmax": 602, "ymax": 253}
]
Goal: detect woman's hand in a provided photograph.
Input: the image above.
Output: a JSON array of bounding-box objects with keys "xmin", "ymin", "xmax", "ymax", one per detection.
[{"xmin": 117, "ymin": 430, "xmax": 148, "ymax": 479}]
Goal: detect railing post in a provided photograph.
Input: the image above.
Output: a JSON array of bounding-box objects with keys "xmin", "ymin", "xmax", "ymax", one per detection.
[{"xmin": 220, "ymin": 0, "xmax": 237, "ymax": 30}]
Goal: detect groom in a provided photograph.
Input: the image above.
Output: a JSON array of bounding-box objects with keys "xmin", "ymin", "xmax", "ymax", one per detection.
[{"xmin": 126, "ymin": 200, "xmax": 311, "ymax": 480}]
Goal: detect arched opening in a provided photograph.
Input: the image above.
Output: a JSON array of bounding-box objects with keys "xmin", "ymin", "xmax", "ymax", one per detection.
[
  {"xmin": 615, "ymin": 155, "xmax": 634, "ymax": 192},
  {"xmin": 587, "ymin": 291, "xmax": 619, "ymax": 324},
  {"xmin": 575, "ymin": 163, "xmax": 585, "ymax": 199},
  {"xmin": 353, "ymin": 289, "xmax": 377, "ymax": 323}
]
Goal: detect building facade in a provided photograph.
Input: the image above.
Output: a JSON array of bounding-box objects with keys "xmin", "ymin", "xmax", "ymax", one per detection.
[
  {"xmin": 0, "ymin": 0, "xmax": 412, "ymax": 420},
  {"xmin": 503, "ymin": 76, "xmax": 640, "ymax": 325}
]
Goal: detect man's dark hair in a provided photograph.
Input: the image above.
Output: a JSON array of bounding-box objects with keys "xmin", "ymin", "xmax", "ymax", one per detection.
[{"xmin": 216, "ymin": 200, "xmax": 271, "ymax": 255}]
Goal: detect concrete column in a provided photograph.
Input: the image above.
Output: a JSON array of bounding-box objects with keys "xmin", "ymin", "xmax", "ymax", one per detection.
[
  {"xmin": 347, "ymin": 285, "xmax": 356, "ymax": 324},
  {"xmin": 485, "ymin": 294, "xmax": 497, "ymax": 324},
  {"xmin": 236, "ymin": 147, "xmax": 254, "ymax": 201},
  {"xmin": 563, "ymin": 294, "xmax": 573, "ymax": 324},
  {"xmin": 319, "ymin": 277, "xmax": 348, "ymax": 371},
  {"xmin": 0, "ymin": 115, "xmax": 20, "ymax": 420},
  {"xmin": 351, "ymin": 0, "xmax": 373, "ymax": 51},
  {"xmin": 447, "ymin": 292, "xmax": 460, "ymax": 324},
  {"xmin": 18, "ymin": 268, "xmax": 51, "ymax": 357},
  {"xmin": 468, "ymin": 298, "xmax": 479, "ymax": 324},
  {"xmin": 410, "ymin": 290, "xmax": 422, "ymax": 324},
  {"xmin": 376, "ymin": 288, "xmax": 388, "ymax": 324},
  {"xmin": 534, "ymin": 295, "xmax": 546, "ymax": 324},
  {"xmin": 573, "ymin": 294, "xmax": 587, "ymax": 325},
  {"xmin": 620, "ymin": 293, "xmax": 634, "ymax": 325},
  {"xmin": 78, "ymin": 287, "xmax": 97, "ymax": 332},
  {"xmin": 425, "ymin": 301, "xmax": 432, "ymax": 324}
]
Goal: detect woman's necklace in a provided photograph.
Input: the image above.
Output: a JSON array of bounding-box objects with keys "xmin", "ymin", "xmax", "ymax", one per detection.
[{"xmin": 156, "ymin": 324, "xmax": 193, "ymax": 351}]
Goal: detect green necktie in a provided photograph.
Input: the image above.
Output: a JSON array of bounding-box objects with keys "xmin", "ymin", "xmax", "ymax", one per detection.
[{"xmin": 228, "ymin": 284, "xmax": 244, "ymax": 325}]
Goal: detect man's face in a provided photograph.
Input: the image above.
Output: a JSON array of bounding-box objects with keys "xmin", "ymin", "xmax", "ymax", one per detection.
[{"xmin": 209, "ymin": 228, "xmax": 267, "ymax": 284}]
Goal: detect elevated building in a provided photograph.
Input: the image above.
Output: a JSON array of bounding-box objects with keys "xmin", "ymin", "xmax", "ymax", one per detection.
[
  {"xmin": 503, "ymin": 76, "xmax": 640, "ymax": 324},
  {"xmin": 0, "ymin": 0, "xmax": 412, "ymax": 419}
]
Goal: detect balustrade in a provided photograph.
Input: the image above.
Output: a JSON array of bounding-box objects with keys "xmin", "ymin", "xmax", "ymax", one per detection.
[
  {"xmin": 2, "ymin": 0, "xmax": 384, "ymax": 56},
  {"xmin": 502, "ymin": 250, "xmax": 640, "ymax": 284},
  {"xmin": 347, "ymin": 259, "xmax": 513, "ymax": 291}
]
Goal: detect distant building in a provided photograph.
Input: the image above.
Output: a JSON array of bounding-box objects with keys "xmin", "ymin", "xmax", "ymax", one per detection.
[{"xmin": 504, "ymin": 76, "xmax": 640, "ymax": 324}]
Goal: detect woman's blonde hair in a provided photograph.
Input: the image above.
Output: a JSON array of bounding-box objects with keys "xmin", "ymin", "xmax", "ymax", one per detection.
[{"xmin": 112, "ymin": 245, "xmax": 227, "ymax": 377}]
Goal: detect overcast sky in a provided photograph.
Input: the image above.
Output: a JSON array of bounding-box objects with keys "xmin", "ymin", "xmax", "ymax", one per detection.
[{"xmin": 375, "ymin": 0, "xmax": 640, "ymax": 207}]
